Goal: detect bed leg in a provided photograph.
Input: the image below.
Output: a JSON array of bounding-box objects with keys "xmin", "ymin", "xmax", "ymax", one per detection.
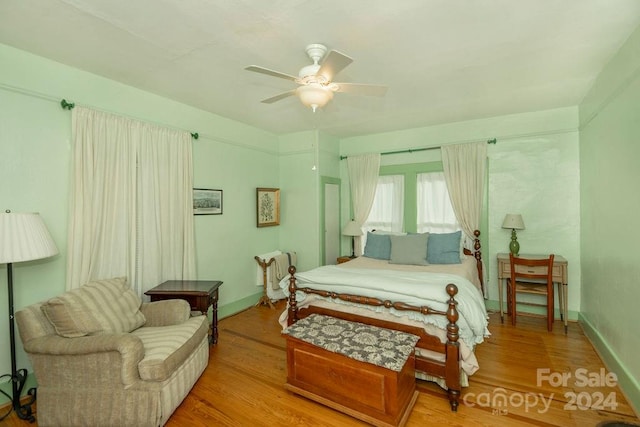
[{"xmin": 448, "ymin": 389, "xmax": 460, "ymax": 412}]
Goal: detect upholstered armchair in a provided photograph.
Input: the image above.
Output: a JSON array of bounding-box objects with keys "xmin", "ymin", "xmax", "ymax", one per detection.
[{"xmin": 15, "ymin": 277, "xmax": 209, "ymax": 427}]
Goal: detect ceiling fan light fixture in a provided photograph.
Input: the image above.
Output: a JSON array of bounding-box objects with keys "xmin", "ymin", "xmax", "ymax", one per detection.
[
  {"xmin": 296, "ymin": 83, "xmax": 334, "ymax": 112},
  {"xmin": 246, "ymin": 43, "xmax": 386, "ymax": 111}
]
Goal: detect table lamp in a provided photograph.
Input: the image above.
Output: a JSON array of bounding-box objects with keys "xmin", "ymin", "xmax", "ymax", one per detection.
[
  {"xmin": 0, "ymin": 211, "xmax": 58, "ymax": 421},
  {"xmin": 342, "ymin": 220, "xmax": 363, "ymax": 258},
  {"xmin": 501, "ymin": 214, "xmax": 525, "ymax": 256}
]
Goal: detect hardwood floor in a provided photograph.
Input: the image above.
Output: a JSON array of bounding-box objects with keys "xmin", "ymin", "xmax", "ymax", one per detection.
[{"xmin": 2, "ymin": 301, "xmax": 638, "ymax": 426}]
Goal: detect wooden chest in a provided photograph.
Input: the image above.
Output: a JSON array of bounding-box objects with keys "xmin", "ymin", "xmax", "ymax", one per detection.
[{"xmin": 284, "ymin": 334, "xmax": 418, "ymax": 427}]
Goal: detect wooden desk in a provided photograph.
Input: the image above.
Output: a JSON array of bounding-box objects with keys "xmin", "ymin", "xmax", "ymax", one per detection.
[
  {"xmin": 145, "ymin": 280, "xmax": 222, "ymax": 344},
  {"xmin": 496, "ymin": 253, "xmax": 568, "ymax": 333}
]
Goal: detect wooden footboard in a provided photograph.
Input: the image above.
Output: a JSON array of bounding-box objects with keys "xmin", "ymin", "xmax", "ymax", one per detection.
[{"xmin": 286, "ymin": 266, "xmax": 462, "ymax": 412}]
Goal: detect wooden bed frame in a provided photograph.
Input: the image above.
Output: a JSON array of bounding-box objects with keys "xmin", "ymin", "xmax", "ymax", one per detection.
[{"xmin": 285, "ymin": 230, "xmax": 483, "ymax": 412}]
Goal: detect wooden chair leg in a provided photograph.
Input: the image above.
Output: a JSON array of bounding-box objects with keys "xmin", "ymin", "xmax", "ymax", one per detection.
[
  {"xmin": 510, "ymin": 284, "xmax": 517, "ymax": 326},
  {"xmin": 547, "ymin": 287, "xmax": 554, "ymax": 332}
]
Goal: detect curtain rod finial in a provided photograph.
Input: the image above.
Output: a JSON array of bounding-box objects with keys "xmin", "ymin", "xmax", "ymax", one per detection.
[
  {"xmin": 60, "ymin": 99, "xmax": 75, "ymax": 110},
  {"xmin": 191, "ymin": 132, "xmax": 199, "ymax": 140},
  {"xmin": 487, "ymin": 138, "xmax": 497, "ymax": 144}
]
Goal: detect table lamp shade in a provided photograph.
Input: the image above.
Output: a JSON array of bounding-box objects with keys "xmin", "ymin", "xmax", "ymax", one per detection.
[
  {"xmin": 501, "ymin": 214, "xmax": 525, "ymax": 230},
  {"xmin": 0, "ymin": 212, "xmax": 59, "ymax": 263},
  {"xmin": 342, "ymin": 221, "xmax": 363, "ymax": 237}
]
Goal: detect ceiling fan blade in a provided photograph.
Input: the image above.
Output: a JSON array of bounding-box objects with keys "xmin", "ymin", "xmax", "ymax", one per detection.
[
  {"xmin": 334, "ymin": 82, "xmax": 388, "ymax": 96},
  {"xmin": 261, "ymin": 90, "xmax": 296, "ymax": 104},
  {"xmin": 317, "ymin": 50, "xmax": 353, "ymax": 81},
  {"xmin": 245, "ymin": 65, "xmax": 297, "ymax": 82}
]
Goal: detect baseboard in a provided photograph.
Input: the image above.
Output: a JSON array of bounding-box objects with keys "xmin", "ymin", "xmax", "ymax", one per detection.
[
  {"xmin": 484, "ymin": 299, "xmax": 579, "ymax": 321},
  {"xmin": 218, "ymin": 291, "xmax": 271, "ymax": 320},
  {"xmin": 579, "ymin": 313, "xmax": 640, "ymax": 416}
]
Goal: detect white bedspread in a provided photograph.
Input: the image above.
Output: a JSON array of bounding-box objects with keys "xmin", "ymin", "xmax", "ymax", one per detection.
[
  {"xmin": 341, "ymin": 255, "xmax": 483, "ymax": 292},
  {"xmin": 279, "ymin": 264, "xmax": 489, "ymax": 349}
]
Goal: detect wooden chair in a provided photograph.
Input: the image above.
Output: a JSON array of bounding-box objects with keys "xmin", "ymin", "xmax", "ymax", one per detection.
[{"xmin": 507, "ymin": 254, "xmax": 555, "ymax": 331}]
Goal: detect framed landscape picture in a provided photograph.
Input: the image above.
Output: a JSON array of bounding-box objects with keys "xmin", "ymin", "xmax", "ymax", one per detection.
[
  {"xmin": 193, "ymin": 188, "xmax": 223, "ymax": 215},
  {"xmin": 256, "ymin": 187, "xmax": 280, "ymax": 227}
]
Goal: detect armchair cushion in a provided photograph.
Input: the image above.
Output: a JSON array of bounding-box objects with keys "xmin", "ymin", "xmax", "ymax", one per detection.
[
  {"xmin": 41, "ymin": 277, "xmax": 146, "ymax": 337},
  {"xmin": 133, "ymin": 315, "xmax": 209, "ymax": 381}
]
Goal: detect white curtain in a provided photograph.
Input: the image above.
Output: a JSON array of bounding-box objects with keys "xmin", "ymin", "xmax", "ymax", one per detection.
[
  {"xmin": 347, "ymin": 153, "xmax": 381, "ymax": 255},
  {"xmin": 365, "ymin": 175, "xmax": 404, "ymax": 233},
  {"xmin": 362, "ymin": 175, "xmax": 404, "ymax": 251},
  {"xmin": 416, "ymin": 172, "xmax": 460, "ymax": 233},
  {"xmin": 441, "ymin": 141, "xmax": 487, "ymax": 296},
  {"xmin": 67, "ymin": 107, "xmax": 196, "ymax": 296},
  {"xmin": 441, "ymin": 141, "xmax": 487, "ymax": 244}
]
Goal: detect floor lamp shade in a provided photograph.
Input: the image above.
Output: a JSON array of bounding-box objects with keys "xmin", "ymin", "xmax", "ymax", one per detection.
[
  {"xmin": 0, "ymin": 212, "xmax": 59, "ymax": 263},
  {"xmin": 0, "ymin": 211, "xmax": 58, "ymax": 421}
]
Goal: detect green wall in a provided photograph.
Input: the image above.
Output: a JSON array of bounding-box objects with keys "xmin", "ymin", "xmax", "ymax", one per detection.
[
  {"xmin": 278, "ymin": 130, "xmax": 321, "ymax": 270},
  {"xmin": 578, "ymin": 25, "xmax": 640, "ymax": 412},
  {"xmin": 0, "ymin": 42, "xmax": 281, "ymax": 398}
]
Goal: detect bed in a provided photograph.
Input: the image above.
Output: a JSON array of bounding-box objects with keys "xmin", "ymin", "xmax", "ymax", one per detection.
[{"xmin": 278, "ymin": 230, "xmax": 489, "ymax": 411}]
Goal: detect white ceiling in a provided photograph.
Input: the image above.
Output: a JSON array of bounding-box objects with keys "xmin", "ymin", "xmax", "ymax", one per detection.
[{"xmin": 1, "ymin": 0, "xmax": 640, "ymax": 138}]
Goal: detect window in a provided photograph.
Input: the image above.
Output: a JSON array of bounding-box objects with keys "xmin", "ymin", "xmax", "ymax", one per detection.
[
  {"xmin": 358, "ymin": 166, "xmax": 462, "ymax": 254},
  {"xmin": 362, "ymin": 175, "xmax": 404, "ymax": 249},
  {"xmin": 417, "ymin": 172, "xmax": 460, "ymax": 233}
]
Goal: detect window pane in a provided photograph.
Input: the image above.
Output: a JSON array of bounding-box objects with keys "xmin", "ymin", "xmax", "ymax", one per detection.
[
  {"xmin": 417, "ymin": 172, "xmax": 460, "ymax": 233},
  {"xmin": 362, "ymin": 175, "xmax": 404, "ymax": 251}
]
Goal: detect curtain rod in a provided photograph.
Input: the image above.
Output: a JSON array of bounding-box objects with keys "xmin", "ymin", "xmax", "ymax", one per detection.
[
  {"xmin": 60, "ymin": 99, "xmax": 200, "ymax": 140},
  {"xmin": 339, "ymin": 138, "xmax": 497, "ymax": 160}
]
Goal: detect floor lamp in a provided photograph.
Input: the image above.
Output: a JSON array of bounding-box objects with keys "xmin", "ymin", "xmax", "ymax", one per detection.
[{"xmin": 0, "ymin": 211, "xmax": 58, "ymax": 422}]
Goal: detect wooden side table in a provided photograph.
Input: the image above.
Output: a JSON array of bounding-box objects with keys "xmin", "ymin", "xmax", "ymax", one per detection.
[
  {"xmin": 337, "ymin": 256, "xmax": 356, "ymax": 264},
  {"xmin": 145, "ymin": 280, "xmax": 222, "ymax": 344}
]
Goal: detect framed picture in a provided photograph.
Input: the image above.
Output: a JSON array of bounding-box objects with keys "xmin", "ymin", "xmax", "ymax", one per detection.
[
  {"xmin": 256, "ymin": 187, "xmax": 280, "ymax": 227},
  {"xmin": 193, "ymin": 188, "xmax": 223, "ymax": 215}
]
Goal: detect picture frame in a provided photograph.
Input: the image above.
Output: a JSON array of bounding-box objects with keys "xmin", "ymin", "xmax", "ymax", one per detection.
[
  {"xmin": 193, "ymin": 188, "xmax": 223, "ymax": 215},
  {"xmin": 256, "ymin": 187, "xmax": 280, "ymax": 227}
]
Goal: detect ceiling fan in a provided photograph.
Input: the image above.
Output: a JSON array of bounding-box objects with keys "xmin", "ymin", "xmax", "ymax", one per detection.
[{"xmin": 245, "ymin": 43, "xmax": 388, "ymax": 112}]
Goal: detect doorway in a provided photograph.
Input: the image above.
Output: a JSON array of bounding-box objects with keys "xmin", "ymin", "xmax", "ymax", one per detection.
[{"xmin": 322, "ymin": 178, "xmax": 340, "ymax": 265}]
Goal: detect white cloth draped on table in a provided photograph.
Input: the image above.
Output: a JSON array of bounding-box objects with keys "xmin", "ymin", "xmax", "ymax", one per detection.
[
  {"xmin": 272, "ymin": 252, "xmax": 297, "ymax": 289},
  {"xmin": 255, "ymin": 250, "xmax": 282, "ymax": 290},
  {"xmin": 255, "ymin": 250, "xmax": 296, "ymax": 300}
]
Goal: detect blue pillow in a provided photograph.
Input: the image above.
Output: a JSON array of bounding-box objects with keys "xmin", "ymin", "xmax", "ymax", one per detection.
[
  {"xmin": 427, "ymin": 231, "xmax": 462, "ymax": 264},
  {"xmin": 363, "ymin": 232, "xmax": 391, "ymax": 260}
]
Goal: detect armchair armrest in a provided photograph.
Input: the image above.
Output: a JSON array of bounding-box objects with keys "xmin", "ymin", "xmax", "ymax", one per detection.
[
  {"xmin": 23, "ymin": 334, "xmax": 144, "ymax": 387},
  {"xmin": 140, "ymin": 299, "xmax": 191, "ymax": 326}
]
